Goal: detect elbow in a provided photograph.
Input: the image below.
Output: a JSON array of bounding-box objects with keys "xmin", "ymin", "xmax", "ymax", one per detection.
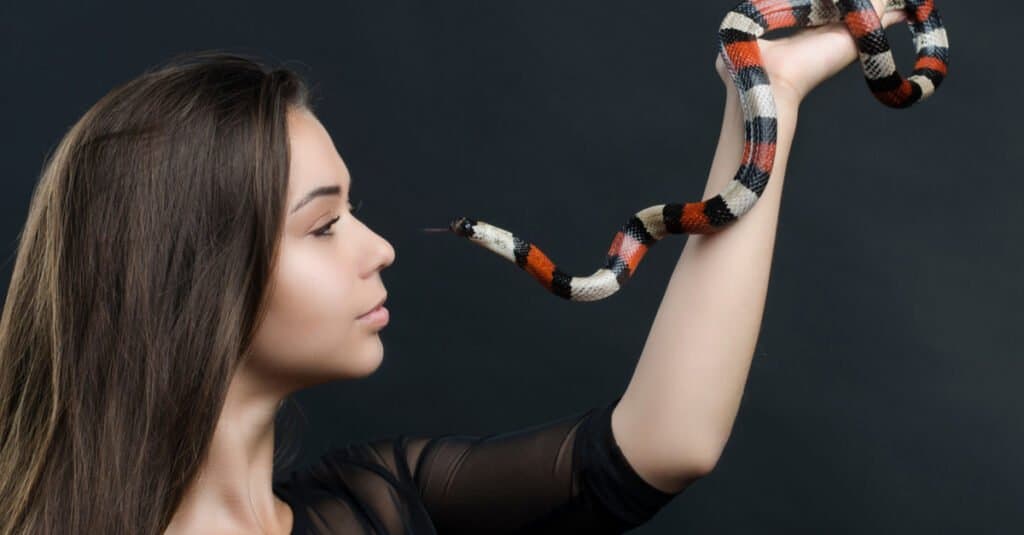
[
  {"xmin": 645, "ymin": 441, "xmax": 722, "ymax": 493},
  {"xmin": 686, "ymin": 445, "xmax": 722, "ymax": 478},
  {"xmin": 690, "ymin": 430, "xmax": 732, "ymax": 476},
  {"xmin": 665, "ymin": 438, "xmax": 724, "ymax": 482},
  {"xmin": 645, "ymin": 446, "xmax": 719, "ymax": 494},
  {"xmin": 653, "ymin": 426, "xmax": 727, "ymax": 479},
  {"xmin": 612, "ymin": 401, "xmax": 725, "ymax": 487}
]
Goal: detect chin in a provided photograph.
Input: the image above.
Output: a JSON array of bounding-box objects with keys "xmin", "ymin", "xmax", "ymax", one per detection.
[{"xmin": 334, "ymin": 343, "xmax": 385, "ymax": 380}]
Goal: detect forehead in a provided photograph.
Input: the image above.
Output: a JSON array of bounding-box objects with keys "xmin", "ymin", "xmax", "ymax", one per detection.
[{"xmin": 286, "ymin": 108, "xmax": 351, "ymax": 195}]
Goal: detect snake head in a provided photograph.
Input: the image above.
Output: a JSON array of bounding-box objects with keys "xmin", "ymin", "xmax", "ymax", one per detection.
[{"xmin": 449, "ymin": 217, "xmax": 477, "ymax": 237}]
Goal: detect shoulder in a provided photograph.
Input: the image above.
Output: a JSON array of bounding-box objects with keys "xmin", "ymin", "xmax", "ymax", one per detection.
[{"xmin": 272, "ymin": 437, "xmax": 439, "ymax": 533}]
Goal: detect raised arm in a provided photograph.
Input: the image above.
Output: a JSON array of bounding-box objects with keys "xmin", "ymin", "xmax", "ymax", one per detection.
[{"xmin": 610, "ymin": 0, "xmax": 908, "ymax": 493}]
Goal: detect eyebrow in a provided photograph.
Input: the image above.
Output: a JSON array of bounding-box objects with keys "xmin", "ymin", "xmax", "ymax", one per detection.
[{"xmin": 290, "ymin": 183, "xmax": 347, "ymax": 214}]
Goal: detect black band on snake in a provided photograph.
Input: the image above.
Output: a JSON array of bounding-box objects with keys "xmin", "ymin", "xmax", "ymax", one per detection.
[{"xmin": 424, "ymin": 0, "xmax": 949, "ymax": 302}]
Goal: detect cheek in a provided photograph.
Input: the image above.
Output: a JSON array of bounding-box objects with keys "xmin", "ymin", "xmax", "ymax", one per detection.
[
  {"xmin": 257, "ymin": 244, "xmax": 359, "ymax": 359},
  {"xmin": 291, "ymin": 247, "xmax": 355, "ymax": 319}
]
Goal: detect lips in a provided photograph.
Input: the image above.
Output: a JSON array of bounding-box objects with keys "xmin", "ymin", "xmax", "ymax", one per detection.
[{"xmin": 359, "ymin": 294, "xmax": 387, "ymax": 318}]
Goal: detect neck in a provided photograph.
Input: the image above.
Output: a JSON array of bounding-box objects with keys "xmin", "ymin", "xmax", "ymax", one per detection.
[{"xmin": 164, "ymin": 367, "xmax": 294, "ymax": 535}]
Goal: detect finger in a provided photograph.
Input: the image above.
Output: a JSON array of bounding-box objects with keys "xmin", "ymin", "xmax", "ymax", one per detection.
[
  {"xmin": 871, "ymin": 0, "xmax": 909, "ymax": 28},
  {"xmin": 870, "ymin": 0, "xmax": 888, "ymax": 17},
  {"xmin": 763, "ymin": 1, "xmax": 904, "ymax": 51},
  {"xmin": 881, "ymin": 9, "xmax": 908, "ymax": 28}
]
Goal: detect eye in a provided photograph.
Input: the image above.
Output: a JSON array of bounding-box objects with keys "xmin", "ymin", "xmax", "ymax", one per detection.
[
  {"xmin": 312, "ymin": 216, "xmax": 341, "ymax": 238},
  {"xmin": 311, "ymin": 199, "xmax": 363, "ymax": 238}
]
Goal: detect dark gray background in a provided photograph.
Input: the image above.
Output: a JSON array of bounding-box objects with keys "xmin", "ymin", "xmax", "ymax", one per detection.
[{"xmin": 2, "ymin": 1, "xmax": 1017, "ymax": 533}]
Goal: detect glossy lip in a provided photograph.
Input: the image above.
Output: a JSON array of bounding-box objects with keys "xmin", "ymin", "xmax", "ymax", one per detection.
[{"xmin": 358, "ymin": 294, "xmax": 387, "ymax": 318}]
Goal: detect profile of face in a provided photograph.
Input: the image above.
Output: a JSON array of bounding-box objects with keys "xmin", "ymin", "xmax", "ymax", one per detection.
[{"xmin": 246, "ymin": 107, "xmax": 396, "ymax": 391}]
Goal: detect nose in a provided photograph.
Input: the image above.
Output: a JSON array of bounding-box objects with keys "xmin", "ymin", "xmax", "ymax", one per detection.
[
  {"xmin": 363, "ymin": 223, "xmax": 395, "ymax": 275},
  {"xmin": 378, "ymin": 235, "xmax": 395, "ymax": 270}
]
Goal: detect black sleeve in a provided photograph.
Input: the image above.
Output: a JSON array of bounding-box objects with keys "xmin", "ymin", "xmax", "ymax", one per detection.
[{"xmin": 396, "ymin": 395, "xmax": 686, "ymax": 534}]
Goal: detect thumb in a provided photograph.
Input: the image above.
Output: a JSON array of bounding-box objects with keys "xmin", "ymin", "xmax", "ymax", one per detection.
[
  {"xmin": 871, "ymin": 0, "xmax": 909, "ymax": 29},
  {"xmin": 880, "ymin": 8, "xmax": 909, "ymax": 28}
]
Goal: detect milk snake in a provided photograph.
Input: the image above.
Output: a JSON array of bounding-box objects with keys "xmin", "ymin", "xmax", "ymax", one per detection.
[{"xmin": 425, "ymin": 0, "xmax": 949, "ymax": 302}]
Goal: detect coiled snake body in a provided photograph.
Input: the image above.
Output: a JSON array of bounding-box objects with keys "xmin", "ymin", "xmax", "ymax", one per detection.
[{"xmin": 428, "ymin": 0, "xmax": 949, "ymax": 302}]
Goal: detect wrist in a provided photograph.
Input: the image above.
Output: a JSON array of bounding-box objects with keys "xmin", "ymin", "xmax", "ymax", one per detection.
[{"xmin": 771, "ymin": 79, "xmax": 803, "ymax": 113}]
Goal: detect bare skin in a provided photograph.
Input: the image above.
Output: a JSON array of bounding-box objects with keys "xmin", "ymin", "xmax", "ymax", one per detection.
[
  {"xmin": 611, "ymin": 0, "xmax": 907, "ymax": 492},
  {"xmin": 165, "ymin": 1, "xmax": 907, "ymax": 532},
  {"xmin": 164, "ymin": 107, "xmax": 396, "ymax": 535}
]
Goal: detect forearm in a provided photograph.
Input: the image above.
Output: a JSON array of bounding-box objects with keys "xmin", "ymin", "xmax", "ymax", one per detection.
[{"xmin": 612, "ymin": 83, "xmax": 800, "ymax": 490}]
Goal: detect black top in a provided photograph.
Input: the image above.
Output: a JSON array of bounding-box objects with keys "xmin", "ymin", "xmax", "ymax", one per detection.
[{"xmin": 272, "ymin": 395, "xmax": 685, "ymax": 534}]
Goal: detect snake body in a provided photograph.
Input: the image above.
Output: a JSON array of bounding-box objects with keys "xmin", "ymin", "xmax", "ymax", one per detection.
[{"xmin": 436, "ymin": 0, "xmax": 949, "ymax": 302}]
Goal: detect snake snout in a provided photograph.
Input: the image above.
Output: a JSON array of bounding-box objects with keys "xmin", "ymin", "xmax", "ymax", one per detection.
[{"xmin": 449, "ymin": 217, "xmax": 477, "ymax": 237}]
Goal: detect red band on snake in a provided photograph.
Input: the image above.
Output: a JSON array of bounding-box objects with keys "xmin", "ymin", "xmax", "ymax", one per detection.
[{"xmin": 430, "ymin": 0, "xmax": 949, "ymax": 302}]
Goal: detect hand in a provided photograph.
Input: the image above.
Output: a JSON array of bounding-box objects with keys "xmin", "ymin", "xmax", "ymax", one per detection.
[{"xmin": 715, "ymin": 0, "xmax": 908, "ymax": 106}]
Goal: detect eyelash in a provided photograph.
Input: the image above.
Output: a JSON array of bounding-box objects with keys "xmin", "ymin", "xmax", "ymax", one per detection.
[{"xmin": 312, "ymin": 199, "xmax": 363, "ymax": 238}]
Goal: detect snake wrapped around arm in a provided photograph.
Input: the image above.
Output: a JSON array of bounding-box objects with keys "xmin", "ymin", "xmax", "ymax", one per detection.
[{"xmin": 426, "ymin": 0, "xmax": 949, "ymax": 302}]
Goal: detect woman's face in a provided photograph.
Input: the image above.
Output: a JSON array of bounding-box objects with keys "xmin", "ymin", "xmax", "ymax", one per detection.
[{"xmin": 247, "ymin": 107, "xmax": 396, "ymax": 391}]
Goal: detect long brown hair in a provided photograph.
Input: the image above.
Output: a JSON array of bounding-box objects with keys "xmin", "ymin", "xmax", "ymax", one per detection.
[{"xmin": 0, "ymin": 50, "xmax": 312, "ymax": 534}]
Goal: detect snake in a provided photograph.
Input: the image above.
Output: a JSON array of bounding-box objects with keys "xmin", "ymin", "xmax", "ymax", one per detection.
[{"xmin": 425, "ymin": 0, "xmax": 949, "ymax": 302}]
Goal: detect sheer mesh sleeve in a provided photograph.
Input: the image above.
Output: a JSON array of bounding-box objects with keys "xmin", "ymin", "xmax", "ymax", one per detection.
[{"xmin": 274, "ymin": 395, "xmax": 687, "ymax": 534}]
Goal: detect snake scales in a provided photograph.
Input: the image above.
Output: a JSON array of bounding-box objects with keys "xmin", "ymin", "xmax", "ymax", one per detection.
[{"xmin": 426, "ymin": 0, "xmax": 949, "ymax": 302}]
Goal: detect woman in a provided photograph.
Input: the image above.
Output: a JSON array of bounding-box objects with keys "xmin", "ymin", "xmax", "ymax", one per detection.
[{"xmin": 0, "ymin": 2, "xmax": 907, "ymax": 533}]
